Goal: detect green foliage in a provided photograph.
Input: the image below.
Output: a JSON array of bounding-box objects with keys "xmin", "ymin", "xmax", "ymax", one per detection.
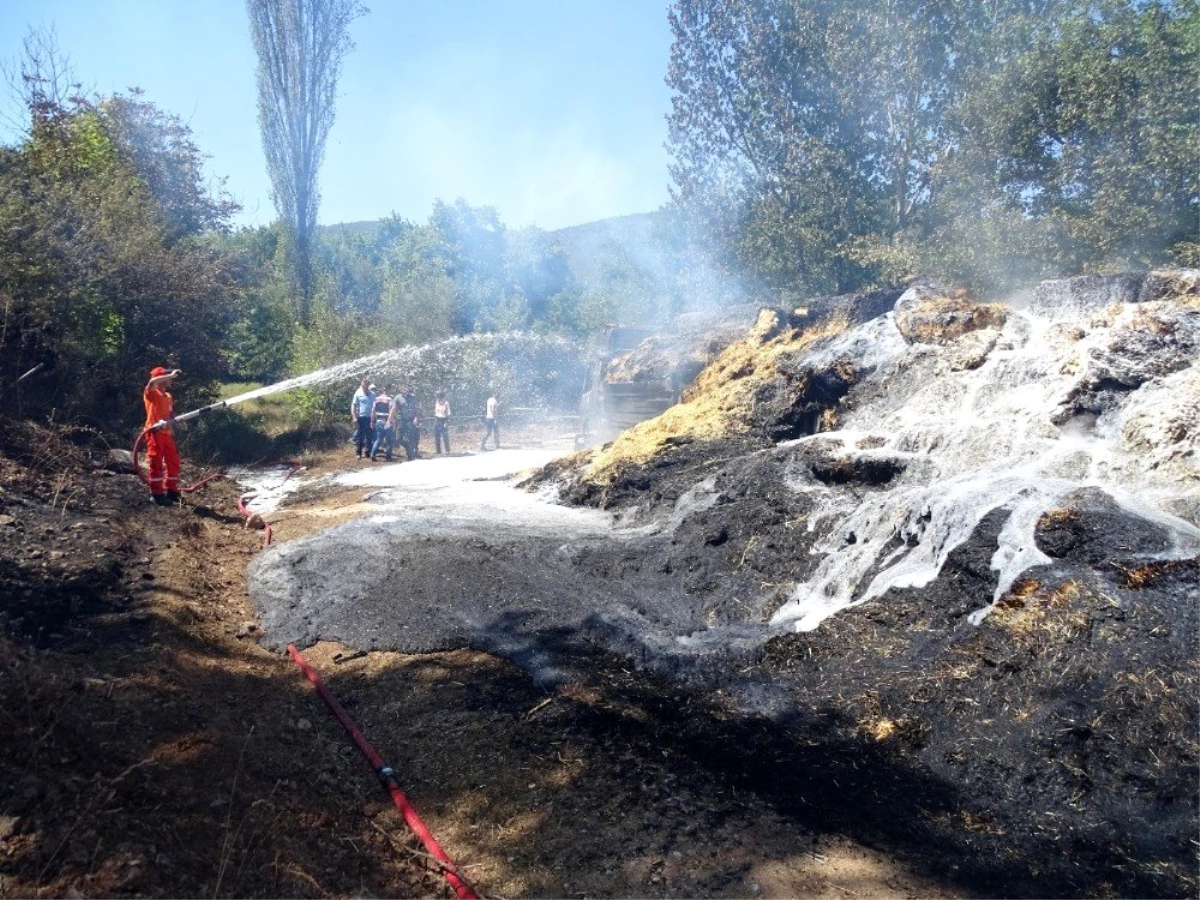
[
  {"xmin": 574, "ymin": 243, "xmax": 667, "ymax": 330},
  {"xmin": 923, "ymin": 0, "xmax": 1199, "ymax": 292},
  {"xmin": 0, "ymin": 89, "xmax": 241, "ymax": 429},
  {"xmin": 276, "ymin": 329, "xmax": 586, "ymax": 435},
  {"xmin": 286, "ymin": 304, "xmax": 384, "ymax": 427},
  {"xmin": 666, "ymin": 0, "xmax": 1198, "ymax": 297},
  {"xmin": 665, "ymin": 0, "xmax": 944, "ymax": 294},
  {"xmin": 230, "ymin": 201, "xmax": 716, "ymax": 394},
  {"xmin": 221, "ymin": 223, "xmax": 296, "ymax": 382},
  {"xmin": 376, "ymin": 222, "xmax": 458, "ymax": 343},
  {"xmin": 177, "ymin": 406, "xmax": 275, "ymax": 465},
  {"xmin": 102, "ymin": 92, "xmax": 240, "ymax": 241}
]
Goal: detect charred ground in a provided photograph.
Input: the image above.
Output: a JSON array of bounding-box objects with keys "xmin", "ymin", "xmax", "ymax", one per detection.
[
  {"xmin": 1, "ymin": 419, "xmax": 970, "ymax": 899},
  {"xmin": 512, "ymin": 277, "xmax": 1199, "ymax": 898},
  {"xmin": 528, "ymin": 434, "xmax": 1198, "ymax": 898}
]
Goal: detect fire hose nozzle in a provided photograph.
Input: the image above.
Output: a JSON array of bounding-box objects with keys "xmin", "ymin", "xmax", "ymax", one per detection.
[{"xmin": 171, "ymin": 400, "xmax": 227, "ymax": 425}]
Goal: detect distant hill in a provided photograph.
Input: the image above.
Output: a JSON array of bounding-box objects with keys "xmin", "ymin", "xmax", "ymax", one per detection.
[
  {"xmin": 545, "ymin": 211, "xmax": 664, "ymax": 282},
  {"xmin": 319, "ymin": 210, "xmax": 669, "ymax": 287},
  {"xmin": 320, "ymin": 219, "xmax": 383, "ymax": 239}
]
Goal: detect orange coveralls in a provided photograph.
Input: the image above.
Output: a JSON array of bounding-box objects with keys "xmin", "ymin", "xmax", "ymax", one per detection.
[{"xmin": 143, "ymin": 385, "xmax": 180, "ymax": 496}]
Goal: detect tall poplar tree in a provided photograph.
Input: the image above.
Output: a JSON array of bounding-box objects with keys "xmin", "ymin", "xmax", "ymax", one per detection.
[{"xmin": 247, "ymin": 0, "xmax": 364, "ymax": 326}]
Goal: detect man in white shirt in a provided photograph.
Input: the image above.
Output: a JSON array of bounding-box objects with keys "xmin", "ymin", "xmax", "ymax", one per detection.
[
  {"xmin": 433, "ymin": 390, "xmax": 452, "ymax": 454},
  {"xmin": 479, "ymin": 390, "xmax": 500, "ymax": 451}
]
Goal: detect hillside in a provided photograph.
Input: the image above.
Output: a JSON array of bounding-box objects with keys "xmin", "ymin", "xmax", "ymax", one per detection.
[{"xmin": 543, "ymin": 211, "xmax": 664, "ymax": 284}]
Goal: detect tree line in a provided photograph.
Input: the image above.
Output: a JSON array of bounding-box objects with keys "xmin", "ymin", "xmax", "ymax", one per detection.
[
  {"xmin": 666, "ymin": 0, "xmax": 1197, "ymax": 298},
  {"xmin": 0, "ymin": 73, "xmax": 685, "ymax": 431}
]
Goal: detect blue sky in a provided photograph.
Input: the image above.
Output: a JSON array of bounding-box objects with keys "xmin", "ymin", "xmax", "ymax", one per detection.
[{"xmin": 0, "ymin": 1, "xmax": 675, "ymax": 231}]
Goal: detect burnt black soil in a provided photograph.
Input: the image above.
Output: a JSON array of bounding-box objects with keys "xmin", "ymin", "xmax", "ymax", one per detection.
[
  {"xmin": 0, "ymin": 421, "xmax": 969, "ymax": 899},
  {"xmin": 5, "ymin": 414, "xmax": 1196, "ymax": 898},
  {"xmin": 530, "ymin": 432, "xmax": 1200, "ymax": 900},
  {"xmin": 257, "ymin": 426, "xmax": 1197, "ymax": 897},
  {"xmin": 530, "ymin": 436, "xmax": 1199, "ymax": 898}
]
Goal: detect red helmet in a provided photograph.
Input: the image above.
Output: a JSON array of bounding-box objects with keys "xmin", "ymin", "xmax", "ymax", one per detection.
[{"xmin": 150, "ymin": 366, "xmax": 168, "ymax": 377}]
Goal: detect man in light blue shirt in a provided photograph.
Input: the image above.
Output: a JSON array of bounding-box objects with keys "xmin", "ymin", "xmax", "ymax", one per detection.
[{"xmin": 351, "ymin": 377, "xmax": 376, "ymax": 458}]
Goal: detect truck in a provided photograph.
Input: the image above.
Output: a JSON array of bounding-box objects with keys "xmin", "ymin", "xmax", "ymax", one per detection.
[{"xmin": 576, "ymin": 326, "xmax": 680, "ymax": 448}]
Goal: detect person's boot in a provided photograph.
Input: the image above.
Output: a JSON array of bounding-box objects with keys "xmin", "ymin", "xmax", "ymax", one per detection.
[
  {"xmin": 153, "ymin": 493, "xmax": 171, "ymax": 506},
  {"xmin": 165, "ymin": 490, "xmax": 181, "ymax": 504}
]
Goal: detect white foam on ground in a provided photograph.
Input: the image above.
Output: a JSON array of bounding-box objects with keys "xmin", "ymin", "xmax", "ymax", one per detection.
[
  {"xmin": 235, "ymin": 443, "xmax": 614, "ymax": 539},
  {"xmin": 227, "ymin": 465, "xmax": 318, "ymax": 514},
  {"xmin": 334, "ymin": 446, "xmax": 567, "ymax": 491},
  {"xmin": 342, "ymin": 447, "xmax": 599, "ymax": 536},
  {"xmin": 772, "ymin": 293, "xmax": 1200, "ymax": 632}
]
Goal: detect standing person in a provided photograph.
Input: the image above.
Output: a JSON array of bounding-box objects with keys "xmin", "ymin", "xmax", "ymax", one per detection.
[
  {"xmin": 369, "ymin": 383, "xmax": 396, "ymax": 461},
  {"xmin": 479, "ymin": 389, "xmax": 500, "ymax": 451},
  {"xmin": 351, "ymin": 378, "xmax": 375, "ymax": 459},
  {"xmin": 387, "ymin": 387, "xmax": 408, "ymax": 460},
  {"xmin": 433, "ymin": 390, "xmax": 452, "ymax": 454},
  {"xmin": 144, "ymin": 366, "xmax": 182, "ymax": 505},
  {"xmin": 403, "ymin": 386, "xmax": 422, "ymax": 459}
]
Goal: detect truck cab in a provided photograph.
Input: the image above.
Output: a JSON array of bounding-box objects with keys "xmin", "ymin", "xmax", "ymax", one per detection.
[{"xmin": 577, "ymin": 326, "xmax": 678, "ymax": 448}]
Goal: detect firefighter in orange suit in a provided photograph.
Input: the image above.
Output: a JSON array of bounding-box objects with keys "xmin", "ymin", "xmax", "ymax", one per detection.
[{"xmin": 144, "ymin": 366, "xmax": 182, "ymax": 505}]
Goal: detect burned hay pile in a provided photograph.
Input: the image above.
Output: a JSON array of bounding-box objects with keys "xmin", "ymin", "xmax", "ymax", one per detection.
[
  {"xmin": 603, "ymin": 311, "xmax": 752, "ymax": 386},
  {"xmin": 561, "ymin": 305, "xmax": 865, "ymax": 507},
  {"xmin": 530, "ymin": 270, "xmax": 1200, "ymax": 897}
]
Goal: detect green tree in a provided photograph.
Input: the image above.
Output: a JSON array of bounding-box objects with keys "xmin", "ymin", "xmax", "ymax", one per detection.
[
  {"xmin": 428, "ymin": 199, "xmax": 510, "ymax": 331},
  {"xmin": 666, "ymin": 0, "xmax": 1188, "ymax": 296},
  {"xmin": 247, "ymin": 0, "xmax": 365, "ymax": 326},
  {"xmin": 927, "ymin": 0, "xmax": 1198, "ymax": 290},
  {"xmin": 221, "ymin": 223, "xmax": 296, "ymax": 382},
  {"xmin": 506, "ymin": 226, "xmax": 572, "ymax": 329},
  {"xmin": 0, "ymin": 90, "xmax": 240, "ymax": 425},
  {"xmin": 376, "ymin": 223, "xmax": 457, "ymax": 346}
]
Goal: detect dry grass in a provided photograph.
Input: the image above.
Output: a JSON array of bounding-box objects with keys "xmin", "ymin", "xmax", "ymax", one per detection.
[
  {"xmin": 854, "ymin": 690, "xmax": 925, "ymax": 745},
  {"xmin": 896, "ymin": 299, "xmax": 1008, "ymax": 345},
  {"xmin": 1114, "ymin": 562, "xmax": 1156, "ymax": 589},
  {"xmin": 1036, "ymin": 508, "xmax": 1077, "ymax": 529},
  {"xmin": 990, "ymin": 580, "xmax": 1089, "ymax": 642},
  {"xmin": 859, "ymin": 716, "xmax": 901, "ymax": 742},
  {"xmin": 959, "ymin": 810, "xmax": 1006, "ymax": 836},
  {"xmin": 1128, "ymin": 307, "xmax": 1179, "ymax": 337}
]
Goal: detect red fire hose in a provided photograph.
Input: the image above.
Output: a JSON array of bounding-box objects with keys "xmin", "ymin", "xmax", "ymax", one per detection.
[
  {"xmin": 130, "ymin": 427, "xmax": 154, "ymax": 488},
  {"xmin": 132, "ymin": 427, "xmax": 467, "ymax": 887},
  {"xmin": 133, "ymin": 421, "xmax": 305, "ymax": 546},
  {"xmin": 287, "ymin": 644, "xmax": 479, "ymax": 900},
  {"xmin": 131, "ymin": 426, "xmax": 224, "ymax": 494},
  {"xmin": 236, "ymin": 463, "xmax": 305, "ymax": 546}
]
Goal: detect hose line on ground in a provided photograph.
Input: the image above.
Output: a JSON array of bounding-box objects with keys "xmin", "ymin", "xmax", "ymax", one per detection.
[
  {"xmin": 128, "ymin": 438, "xmax": 470, "ymax": 894},
  {"xmin": 286, "ymin": 644, "xmax": 479, "ymax": 900},
  {"xmin": 133, "ymin": 426, "xmax": 303, "ymax": 546}
]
